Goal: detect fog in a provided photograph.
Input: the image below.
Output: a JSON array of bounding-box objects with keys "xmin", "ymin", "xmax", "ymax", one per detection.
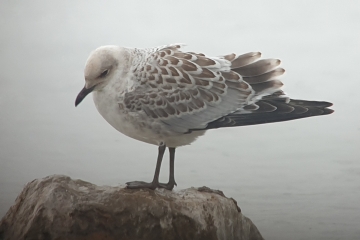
[{"xmin": 1, "ymin": 1, "xmax": 359, "ymax": 239}]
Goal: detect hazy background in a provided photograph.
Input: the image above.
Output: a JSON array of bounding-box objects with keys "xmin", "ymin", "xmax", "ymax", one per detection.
[{"xmin": 1, "ymin": 1, "xmax": 359, "ymax": 239}]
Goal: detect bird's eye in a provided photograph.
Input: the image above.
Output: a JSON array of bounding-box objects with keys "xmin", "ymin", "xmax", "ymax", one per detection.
[{"xmin": 99, "ymin": 69, "xmax": 109, "ymax": 78}]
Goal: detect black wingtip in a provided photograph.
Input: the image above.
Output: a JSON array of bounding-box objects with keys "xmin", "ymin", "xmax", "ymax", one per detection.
[
  {"xmin": 323, "ymin": 108, "xmax": 334, "ymax": 115},
  {"xmin": 194, "ymin": 98, "xmax": 335, "ymax": 131}
]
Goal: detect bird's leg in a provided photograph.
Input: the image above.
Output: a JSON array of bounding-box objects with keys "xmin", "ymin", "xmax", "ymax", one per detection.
[
  {"xmin": 126, "ymin": 143, "xmax": 166, "ymax": 190},
  {"xmin": 158, "ymin": 147, "xmax": 177, "ymax": 190}
]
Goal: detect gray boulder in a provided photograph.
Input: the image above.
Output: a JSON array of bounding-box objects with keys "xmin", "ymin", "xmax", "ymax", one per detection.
[{"xmin": 0, "ymin": 175, "xmax": 263, "ymax": 240}]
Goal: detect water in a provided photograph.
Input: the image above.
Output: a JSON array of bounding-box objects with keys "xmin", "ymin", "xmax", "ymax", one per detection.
[{"xmin": 1, "ymin": 1, "xmax": 359, "ymax": 239}]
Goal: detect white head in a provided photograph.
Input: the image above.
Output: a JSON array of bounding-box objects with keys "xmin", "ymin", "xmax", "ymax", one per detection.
[{"xmin": 75, "ymin": 45, "xmax": 126, "ymax": 106}]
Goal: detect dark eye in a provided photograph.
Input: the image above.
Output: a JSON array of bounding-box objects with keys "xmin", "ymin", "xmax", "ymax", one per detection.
[{"xmin": 99, "ymin": 69, "xmax": 109, "ymax": 78}]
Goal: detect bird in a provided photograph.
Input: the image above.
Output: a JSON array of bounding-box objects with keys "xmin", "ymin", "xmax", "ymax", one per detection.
[{"xmin": 75, "ymin": 43, "xmax": 333, "ymax": 190}]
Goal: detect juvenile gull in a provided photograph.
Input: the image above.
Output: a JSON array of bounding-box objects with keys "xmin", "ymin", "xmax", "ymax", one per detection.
[{"xmin": 75, "ymin": 44, "xmax": 333, "ymax": 190}]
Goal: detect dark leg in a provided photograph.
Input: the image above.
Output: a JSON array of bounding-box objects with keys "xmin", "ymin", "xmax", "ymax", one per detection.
[
  {"xmin": 158, "ymin": 147, "xmax": 177, "ymax": 190},
  {"xmin": 126, "ymin": 143, "xmax": 166, "ymax": 190}
]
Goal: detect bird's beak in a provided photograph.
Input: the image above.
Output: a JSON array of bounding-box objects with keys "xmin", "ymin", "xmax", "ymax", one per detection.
[{"xmin": 75, "ymin": 85, "xmax": 95, "ymax": 106}]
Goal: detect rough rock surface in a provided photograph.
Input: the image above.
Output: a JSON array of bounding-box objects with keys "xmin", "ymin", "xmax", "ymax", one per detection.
[{"xmin": 0, "ymin": 175, "xmax": 263, "ymax": 240}]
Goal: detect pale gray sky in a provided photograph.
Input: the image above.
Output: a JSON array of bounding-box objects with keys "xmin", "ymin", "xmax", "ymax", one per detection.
[{"xmin": 1, "ymin": 1, "xmax": 359, "ymax": 239}]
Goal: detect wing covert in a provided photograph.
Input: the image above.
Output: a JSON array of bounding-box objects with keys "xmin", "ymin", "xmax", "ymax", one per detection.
[{"xmin": 123, "ymin": 44, "xmax": 284, "ymax": 132}]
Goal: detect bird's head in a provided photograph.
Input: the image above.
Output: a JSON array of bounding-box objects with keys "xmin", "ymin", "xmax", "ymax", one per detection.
[{"xmin": 75, "ymin": 45, "xmax": 126, "ymax": 106}]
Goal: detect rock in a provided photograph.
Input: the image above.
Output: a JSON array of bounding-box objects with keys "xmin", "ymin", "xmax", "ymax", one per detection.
[{"xmin": 0, "ymin": 175, "xmax": 264, "ymax": 240}]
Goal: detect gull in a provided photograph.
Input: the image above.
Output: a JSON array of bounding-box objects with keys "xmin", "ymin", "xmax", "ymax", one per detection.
[{"xmin": 75, "ymin": 44, "xmax": 333, "ymax": 190}]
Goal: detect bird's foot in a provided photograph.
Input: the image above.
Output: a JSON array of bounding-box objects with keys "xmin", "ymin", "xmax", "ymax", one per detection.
[
  {"xmin": 126, "ymin": 181, "xmax": 157, "ymax": 190},
  {"xmin": 126, "ymin": 180, "xmax": 177, "ymax": 191},
  {"xmin": 158, "ymin": 180, "xmax": 177, "ymax": 191}
]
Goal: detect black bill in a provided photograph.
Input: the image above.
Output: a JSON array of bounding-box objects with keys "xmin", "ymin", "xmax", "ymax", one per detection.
[{"xmin": 75, "ymin": 85, "xmax": 95, "ymax": 106}]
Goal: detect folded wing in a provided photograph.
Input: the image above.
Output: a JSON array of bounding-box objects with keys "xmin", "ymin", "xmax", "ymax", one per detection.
[{"xmin": 124, "ymin": 44, "xmax": 332, "ymax": 133}]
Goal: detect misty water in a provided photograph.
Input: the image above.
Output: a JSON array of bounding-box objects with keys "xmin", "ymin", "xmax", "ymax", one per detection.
[{"xmin": 1, "ymin": 1, "xmax": 359, "ymax": 239}]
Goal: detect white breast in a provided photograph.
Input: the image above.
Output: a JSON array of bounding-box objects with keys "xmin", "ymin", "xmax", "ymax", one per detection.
[
  {"xmin": 92, "ymin": 89, "xmax": 206, "ymax": 148},
  {"xmin": 92, "ymin": 89, "xmax": 154, "ymax": 144}
]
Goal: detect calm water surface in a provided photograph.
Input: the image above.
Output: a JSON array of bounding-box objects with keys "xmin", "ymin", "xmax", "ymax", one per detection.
[{"xmin": 1, "ymin": 1, "xmax": 359, "ymax": 239}]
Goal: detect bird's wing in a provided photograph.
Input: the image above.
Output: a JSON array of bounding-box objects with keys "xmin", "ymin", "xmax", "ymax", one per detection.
[
  {"xmin": 200, "ymin": 95, "xmax": 334, "ymax": 130},
  {"xmin": 123, "ymin": 44, "xmax": 284, "ymax": 133}
]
